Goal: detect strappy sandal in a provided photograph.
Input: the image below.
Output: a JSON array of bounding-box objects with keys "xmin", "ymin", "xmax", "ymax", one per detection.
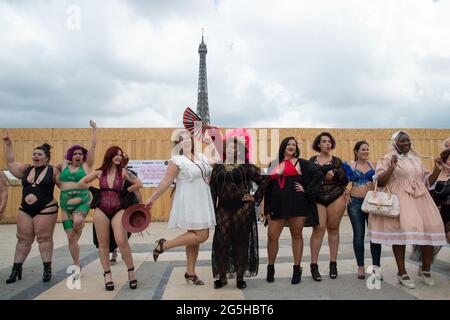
[
  {"xmin": 127, "ymin": 267, "xmax": 138, "ymax": 289},
  {"xmin": 103, "ymin": 270, "xmax": 114, "ymax": 291},
  {"xmin": 184, "ymin": 273, "xmax": 205, "ymax": 285},
  {"xmin": 153, "ymin": 238, "xmax": 166, "ymax": 262}
]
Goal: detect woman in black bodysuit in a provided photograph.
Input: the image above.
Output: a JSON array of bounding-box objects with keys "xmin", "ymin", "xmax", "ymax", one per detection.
[
  {"xmin": 210, "ymin": 137, "xmax": 268, "ymax": 289},
  {"xmin": 309, "ymin": 132, "xmax": 348, "ymax": 281},
  {"xmin": 3, "ymin": 132, "xmax": 60, "ymax": 284}
]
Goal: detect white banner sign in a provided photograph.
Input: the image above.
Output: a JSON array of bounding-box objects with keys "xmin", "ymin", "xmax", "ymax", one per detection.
[{"xmin": 126, "ymin": 160, "xmax": 169, "ymax": 187}]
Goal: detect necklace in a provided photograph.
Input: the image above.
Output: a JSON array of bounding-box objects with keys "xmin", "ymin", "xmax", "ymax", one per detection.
[
  {"xmin": 315, "ymin": 155, "xmax": 332, "ymax": 166},
  {"xmin": 216, "ymin": 164, "xmax": 248, "ymax": 197},
  {"xmin": 187, "ymin": 154, "xmax": 209, "ymax": 184}
]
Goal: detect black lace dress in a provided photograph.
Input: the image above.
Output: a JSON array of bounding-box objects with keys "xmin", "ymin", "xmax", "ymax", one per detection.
[{"xmin": 210, "ymin": 164, "xmax": 269, "ymax": 280}]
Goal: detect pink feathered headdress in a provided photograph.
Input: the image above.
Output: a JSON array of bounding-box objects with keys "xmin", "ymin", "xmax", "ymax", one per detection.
[{"xmin": 222, "ymin": 128, "xmax": 253, "ymax": 162}]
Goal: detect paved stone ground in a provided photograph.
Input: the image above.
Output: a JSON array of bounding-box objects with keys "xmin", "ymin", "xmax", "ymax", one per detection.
[{"xmin": 0, "ymin": 217, "xmax": 449, "ymax": 300}]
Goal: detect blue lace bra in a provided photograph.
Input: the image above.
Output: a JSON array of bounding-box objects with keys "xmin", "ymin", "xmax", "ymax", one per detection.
[{"xmin": 343, "ymin": 161, "xmax": 375, "ymax": 186}]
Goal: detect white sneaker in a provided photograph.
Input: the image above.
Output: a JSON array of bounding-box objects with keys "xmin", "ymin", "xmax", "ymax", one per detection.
[
  {"xmin": 418, "ymin": 266, "xmax": 435, "ymax": 287},
  {"xmin": 398, "ymin": 274, "xmax": 416, "ymax": 289},
  {"xmin": 373, "ymin": 266, "xmax": 383, "ymax": 281}
]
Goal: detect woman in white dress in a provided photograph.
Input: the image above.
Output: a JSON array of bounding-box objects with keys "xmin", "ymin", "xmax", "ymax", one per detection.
[{"xmin": 145, "ymin": 130, "xmax": 216, "ymax": 285}]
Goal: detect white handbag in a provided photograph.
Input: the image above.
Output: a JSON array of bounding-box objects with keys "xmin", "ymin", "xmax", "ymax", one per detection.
[{"xmin": 361, "ymin": 181, "xmax": 400, "ymax": 218}]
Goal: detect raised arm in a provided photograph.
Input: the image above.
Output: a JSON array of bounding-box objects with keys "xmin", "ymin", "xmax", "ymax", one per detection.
[
  {"xmin": 145, "ymin": 161, "xmax": 179, "ymax": 209},
  {"xmin": 376, "ymin": 156, "xmax": 397, "ymax": 187},
  {"xmin": 86, "ymin": 120, "xmax": 97, "ymax": 168},
  {"xmin": 2, "ymin": 132, "xmax": 27, "ymax": 179},
  {"xmin": 78, "ymin": 170, "xmax": 101, "ymax": 189},
  {"xmin": 0, "ymin": 171, "xmax": 8, "ymax": 216}
]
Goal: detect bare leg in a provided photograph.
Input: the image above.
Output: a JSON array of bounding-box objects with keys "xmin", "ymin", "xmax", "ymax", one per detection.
[
  {"xmin": 94, "ymin": 209, "xmax": 112, "ymax": 283},
  {"xmin": 267, "ymin": 217, "xmax": 285, "ymax": 265},
  {"xmin": 72, "ymin": 212, "xmax": 86, "ymax": 239},
  {"xmin": 34, "ymin": 213, "xmax": 58, "ymax": 263},
  {"xmin": 162, "ymin": 229, "xmax": 209, "ymax": 250},
  {"xmin": 14, "ymin": 211, "xmax": 35, "ymax": 263},
  {"xmin": 310, "ymin": 204, "xmax": 327, "ymax": 263},
  {"xmin": 111, "ymin": 210, "xmax": 136, "ymax": 281},
  {"xmin": 186, "ymin": 244, "xmax": 200, "ymax": 275},
  {"xmin": 326, "ymin": 195, "xmax": 346, "ymax": 262},
  {"xmin": 288, "ymin": 217, "xmax": 306, "ymax": 265},
  {"xmin": 420, "ymin": 245, "xmax": 433, "ymax": 272},
  {"xmin": 392, "ymin": 245, "xmax": 407, "ymax": 276}
]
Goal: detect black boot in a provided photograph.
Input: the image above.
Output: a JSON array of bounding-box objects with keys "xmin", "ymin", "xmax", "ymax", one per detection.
[
  {"xmin": 236, "ymin": 280, "xmax": 247, "ymax": 289},
  {"xmin": 6, "ymin": 263, "xmax": 23, "ymax": 284},
  {"xmin": 291, "ymin": 265, "xmax": 302, "ymax": 284},
  {"xmin": 266, "ymin": 264, "xmax": 275, "ymax": 283},
  {"xmin": 329, "ymin": 261, "xmax": 338, "ymax": 279},
  {"xmin": 310, "ymin": 263, "xmax": 322, "ymax": 282},
  {"xmin": 42, "ymin": 262, "xmax": 52, "ymax": 282}
]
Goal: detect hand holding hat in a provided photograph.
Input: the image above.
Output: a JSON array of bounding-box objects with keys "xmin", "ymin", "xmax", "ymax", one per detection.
[{"xmin": 122, "ymin": 204, "xmax": 152, "ymax": 233}]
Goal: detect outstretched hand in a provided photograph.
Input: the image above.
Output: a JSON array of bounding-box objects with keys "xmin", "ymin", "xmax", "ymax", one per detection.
[
  {"xmin": 89, "ymin": 120, "xmax": 97, "ymax": 129},
  {"xmin": 145, "ymin": 198, "xmax": 155, "ymax": 210}
]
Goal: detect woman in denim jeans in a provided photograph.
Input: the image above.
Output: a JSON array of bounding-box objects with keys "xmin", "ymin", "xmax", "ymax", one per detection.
[{"xmin": 343, "ymin": 141, "xmax": 381, "ymax": 280}]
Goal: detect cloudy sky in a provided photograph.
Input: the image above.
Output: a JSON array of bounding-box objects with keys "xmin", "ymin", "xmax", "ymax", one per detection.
[{"xmin": 0, "ymin": 0, "xmax": 449, "ymax": 128}]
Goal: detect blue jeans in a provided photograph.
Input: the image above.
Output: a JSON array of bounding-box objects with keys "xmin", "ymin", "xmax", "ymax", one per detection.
[{"xmin": 347, "ymin": 197, "xmax": 381, "ymax": 267}]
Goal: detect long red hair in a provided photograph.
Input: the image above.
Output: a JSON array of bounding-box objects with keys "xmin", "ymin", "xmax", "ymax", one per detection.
[{"xmin": 97, "ymin": 146, "xmax": 124, "ymax": 175}]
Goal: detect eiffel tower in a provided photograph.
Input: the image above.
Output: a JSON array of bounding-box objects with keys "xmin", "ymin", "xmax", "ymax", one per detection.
[{"xmin": 196, "ymin": 30, "xmax": 210, "ymax": 124}]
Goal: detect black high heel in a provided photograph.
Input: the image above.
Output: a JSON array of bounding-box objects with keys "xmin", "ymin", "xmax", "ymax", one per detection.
[
  {"xmin": 6, "ymin": 263, "xmax": 23, "ymax": 284},
  {"xmin": 291, "ymin": 265, "xmax": 302, "ymax": 285},
  {"xmin": 153, "ymin": 239, "xmax": 166, "ymax": 262},
  {"xmin": 310, "ymin": 263, "xmax": 322, "ymax": 282},
  {"xmin": 236, "ymin": 280, "xmax": 247, "ymax": 289},
  {"xmin": 214, "ymin": 279, "xmax": 228, "ymax": 289},
  {"xmin": 266, "ymin": 264, "xmax": 275, "ymax": 283},
  {"xmin": 184, "ymin": 273, "xmax": 205, "ymax": 285},
  {"xmin": 42, "ymin": 262, "xmax": 52, "ymax": 282},
  {"xmin": 128, "ymin": 267, "xmax": 138, "ymax": 289},
  {"xmin": 103, "ymin": 270, "xmax": 115, "ymax": 291},
  {"xmin": 329, "ymin": 261, "xmax": 338, "ymax": 279}
]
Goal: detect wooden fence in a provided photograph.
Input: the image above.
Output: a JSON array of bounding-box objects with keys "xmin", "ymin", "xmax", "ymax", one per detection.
[{"xmin": 1, "ymin": 128, "xmax": 449, "ymax": 224}]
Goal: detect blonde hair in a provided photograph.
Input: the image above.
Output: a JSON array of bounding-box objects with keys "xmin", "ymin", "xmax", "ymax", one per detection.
[{"xmin": 443, "ymin": 138, "xmax": 450, "ymax": 150}]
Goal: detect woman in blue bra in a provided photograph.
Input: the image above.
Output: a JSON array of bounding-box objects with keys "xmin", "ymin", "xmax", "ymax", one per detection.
[{"xmin": 343, "ymin": 141, "xmax": 381, "ymax": 280}]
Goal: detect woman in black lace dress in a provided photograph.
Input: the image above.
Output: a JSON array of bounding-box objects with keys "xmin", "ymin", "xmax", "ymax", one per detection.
[{"xmin": 210, "ymin": 137, "xmax": 268, "ymax": 289}]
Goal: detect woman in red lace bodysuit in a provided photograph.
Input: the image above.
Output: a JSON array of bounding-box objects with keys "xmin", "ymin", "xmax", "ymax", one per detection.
[{"xmin": 79, "ymin": 146, "xmax": 143, "ymax": 291}]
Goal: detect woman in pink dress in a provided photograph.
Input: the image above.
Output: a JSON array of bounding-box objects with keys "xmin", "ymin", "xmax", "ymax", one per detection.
[{"xmin": 368, "ymin": 131, "xmax": 446, "ymax": 288}]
